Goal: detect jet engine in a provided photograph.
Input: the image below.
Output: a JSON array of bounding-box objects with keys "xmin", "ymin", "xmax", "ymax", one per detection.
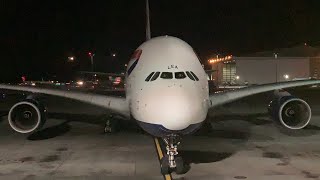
[
  {"xmin": 268, "ymin": 96, "xmax": 311, "ymax": 130},
  {"xmin": 8, "ymin": 99, "xmax": 46, "ymax": 134}
]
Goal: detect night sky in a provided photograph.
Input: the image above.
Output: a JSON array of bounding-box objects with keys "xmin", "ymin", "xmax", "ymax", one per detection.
[{"xmin": 2, "ymin": 0, "xmax": 320, "ymax": 82}]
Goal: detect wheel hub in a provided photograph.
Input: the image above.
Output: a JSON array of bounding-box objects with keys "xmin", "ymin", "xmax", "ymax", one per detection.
[
  {"xmin": 285, "ymin": 108, "xmax": 295, "ymax": 117},
  {"xmin": 23, "ymin": 111, "xmax": 32, "ymax": 119}
]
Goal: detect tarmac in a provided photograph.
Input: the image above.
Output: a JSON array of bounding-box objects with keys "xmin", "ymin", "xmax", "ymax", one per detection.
[{"xmin": 0, "ymin": 87, "xmax": 319, "ymax": 179}]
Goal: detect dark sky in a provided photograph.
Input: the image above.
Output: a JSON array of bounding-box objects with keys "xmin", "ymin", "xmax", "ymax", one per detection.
[{"xmin": 2, "ymin": 0, "xmax": 320, "ymax": 81}]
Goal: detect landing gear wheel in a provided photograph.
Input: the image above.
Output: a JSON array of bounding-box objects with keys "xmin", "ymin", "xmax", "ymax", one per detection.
[
  {"xmin": 103, "ymin": 117, "xmax": 118, "ymax": 134},
  {"xmin": 175, "ymin": 156, "xmax": 185, "ymax": 174},
  {"xmin": 104, "ymin": 123, "xmax": 112, "ymax": 134},
  {"xmin": 160, "ymin": 155, "xmax": 170, "ymax": 175}
]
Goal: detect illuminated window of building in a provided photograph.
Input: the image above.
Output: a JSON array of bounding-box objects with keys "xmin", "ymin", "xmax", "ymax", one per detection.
[{"xmin": 222, "ymin": 62, "xmax": 236, "ymax": 84}]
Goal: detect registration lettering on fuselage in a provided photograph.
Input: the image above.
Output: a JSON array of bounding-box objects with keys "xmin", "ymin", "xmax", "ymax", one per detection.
[{"xmin": 168, "ymin": 65, "xmax": 178, "ymax": 69}]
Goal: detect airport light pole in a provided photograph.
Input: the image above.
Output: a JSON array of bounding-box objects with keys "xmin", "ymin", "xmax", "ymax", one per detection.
[
  {"xmin": 274, "ymin": 53, "xmax": 278, "ymax": 83},
  {"xmin": 88, "ymin": 52, "xmax": 95, "ymax": 72}
]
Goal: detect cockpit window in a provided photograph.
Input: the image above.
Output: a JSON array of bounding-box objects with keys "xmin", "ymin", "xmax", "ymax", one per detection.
[
  {"xmin": 150, "ymin": 72, "xmax": 160, "ymax": 81},
  {"xmin": 175, "ymin": 72, "xmax": 186, "ymax": 79},
  {"xmin": 190, "ymin": 71, "xmax": 199, "ymax": 81},
  {"xmin": 160, "ymin": 72, "xmax": 173, "ymax": 79},
  {"xmin": 186, "ymin": 71, "xmax": 195, "ymax": 81},
  {"xmin": 146, "ymin": 71, "xmax": 196, "ymax": 81},
  {"xmin": 145, "ymin": 72, "xmax": 155, "ymax": 81}
]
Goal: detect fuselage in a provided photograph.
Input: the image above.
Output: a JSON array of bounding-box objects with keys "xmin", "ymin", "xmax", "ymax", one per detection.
[{"xmin": 125, "ymin": 36, "xmax": 209, "ymax": 137}]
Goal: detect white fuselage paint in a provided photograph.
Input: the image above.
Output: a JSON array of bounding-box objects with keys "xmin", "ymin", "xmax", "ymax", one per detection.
[{"xmin": 125, "ymin": 36, "xmax": 209, "ymax": 131}]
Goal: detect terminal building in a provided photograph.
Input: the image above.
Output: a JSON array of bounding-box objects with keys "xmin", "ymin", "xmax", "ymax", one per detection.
[{"xmin": 209, "ymin": 44, "xmax": 320, "ymax": 86}]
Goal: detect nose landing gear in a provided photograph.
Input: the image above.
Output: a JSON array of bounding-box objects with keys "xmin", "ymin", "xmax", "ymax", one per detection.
[{"xmin": 160, "ymin": 134, "xmax": 186, "ymax": 175}]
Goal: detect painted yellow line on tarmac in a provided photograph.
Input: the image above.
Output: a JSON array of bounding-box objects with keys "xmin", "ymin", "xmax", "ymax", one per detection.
[{"xmin": 154, "ymin": 138, "xmax": 172, "ymax": 180}]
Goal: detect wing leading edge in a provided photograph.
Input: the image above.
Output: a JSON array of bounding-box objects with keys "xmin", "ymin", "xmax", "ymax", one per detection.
[
  {"xmin": 0, "ymin": 84, "xmax": 130, "ymax": 117},
  {"xmin": 209, "ymin": 80, "xmax": 320, "ymax": 108}
]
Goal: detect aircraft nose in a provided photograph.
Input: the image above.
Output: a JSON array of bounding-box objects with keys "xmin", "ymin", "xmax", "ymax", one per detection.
[{"xmin": 135, "ymin": 87, "xmax": 207, "ymax": 131}]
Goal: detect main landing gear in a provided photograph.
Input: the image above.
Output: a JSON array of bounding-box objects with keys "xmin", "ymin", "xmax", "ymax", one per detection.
[
  {"xmin": 103, "ymin": 115, "xmax": 118, "ymax": 134},
  {"xmin": 160, "ymin": 134, "xmax": 186, "ymax": 175}
]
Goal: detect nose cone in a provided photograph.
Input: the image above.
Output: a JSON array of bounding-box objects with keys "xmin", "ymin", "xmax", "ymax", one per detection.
[
  {"xmin": 157, "ymin": 94, "xmax": 196, "ymax": 130},
  {"xmin": 133, "ymin": 87, "xmax": 207, "ymax": 131}
]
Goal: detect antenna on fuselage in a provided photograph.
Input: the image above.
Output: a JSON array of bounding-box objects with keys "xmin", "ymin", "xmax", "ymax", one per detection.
[{"xmin": 145, "ymin": 0, "xmax": 151, "ymax": 40}]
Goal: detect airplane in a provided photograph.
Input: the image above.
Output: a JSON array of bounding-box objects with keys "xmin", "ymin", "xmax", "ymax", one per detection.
[{"xmin": 0, "ymin": 0, "xmax": 319, "ymax": 175}]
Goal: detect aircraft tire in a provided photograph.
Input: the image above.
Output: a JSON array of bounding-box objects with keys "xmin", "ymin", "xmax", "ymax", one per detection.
[
  {"xmin": 160, "ymin": 155, "xmax": 170, "ymax": 175},
  {"xmin": 175, "ymin": 156, "xmax": 185, "ymax": 174}
]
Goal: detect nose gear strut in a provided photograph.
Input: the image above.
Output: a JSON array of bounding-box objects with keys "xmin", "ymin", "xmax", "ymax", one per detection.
[
  {"xmin": 160, "ymin": 134, "xmax": 185, "ymax": 174},
  {"xmin": 164, "ymin": 134, "xmax": 180, "ymax": 168}
]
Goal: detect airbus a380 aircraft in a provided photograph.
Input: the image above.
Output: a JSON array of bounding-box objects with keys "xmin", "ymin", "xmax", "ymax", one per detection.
[{"xmin": 1, "ymin": 1, "xmax": 320, "ymax": 175}]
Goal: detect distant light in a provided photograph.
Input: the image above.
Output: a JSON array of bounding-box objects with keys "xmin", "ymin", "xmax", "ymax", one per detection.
[
  {"xmin": 94, "ymin": 74, "xmax": 97, "ymax": 77},
  {"xmin": 113, "ymin": 77, "xmax": 121, "ymax": 85},
  {"xmin": 21, "ymin": 76, "xmax": 26, "ymax": 82},
  {"xmin": 125, "ymin": 64, "xmax": 127, "ymax": 67},
  {"xmin": 112, "ymin": 53, "xmax": 116, "ymax": 57},
  {"xmin": 88, "ymin": 52, "xmax": 92, "ymax": 56},
  {"xmin": 235, "ymin": 76, "xmax": 240, "ymax": 80},
  {"xmin": 208, "ymin": 54, "xmax": 233, "ymax": 64},
  {"xmin": 273, "ymin": 53, "xmax": 278, "ymax": 59},
  {"xmin": 31, "ymin": 82, "xmax": 36, "ymax": 86},
  {"xmin": 68, "ymin": 56, "xmax": 75, "ymax": 62},
  {"xmin": 115, "ymin": 77, "xmax": 121, "ymax": 82},
  {"xmin": 284, "ymin": 74, "xmax": 289, "ymax": 79},
  {"xmin": 77, "ymin": 81, "xmax": 84, "ymax": 86}
]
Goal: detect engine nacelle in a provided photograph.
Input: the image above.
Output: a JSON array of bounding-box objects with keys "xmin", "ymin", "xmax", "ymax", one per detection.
[
  {"xmin": 8, "ymin": 99, "xmax": 46, "ymax": 134},
  {"xmin": 268, "ymin": 96, "xmax": 311, "ymax": 130}
]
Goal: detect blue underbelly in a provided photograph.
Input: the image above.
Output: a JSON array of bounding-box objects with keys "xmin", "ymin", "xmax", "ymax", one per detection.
[{"xmin": 136, "ymin": 120, "xmax": 203, "ymax": 137}]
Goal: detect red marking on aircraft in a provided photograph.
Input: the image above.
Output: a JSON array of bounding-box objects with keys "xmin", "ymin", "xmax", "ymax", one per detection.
[{"xmin": 130, "ymin": 49, "xmax": 142, "ymax": 60}]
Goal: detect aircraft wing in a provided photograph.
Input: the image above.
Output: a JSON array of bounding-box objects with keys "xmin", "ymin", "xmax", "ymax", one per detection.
[
  {"xmin": 0, "ymin": 84, "xmax": 130, "ymax": 118},
  {"xmin": 209, "ymin": 80, "xmax": 320, "ymax": 108}
]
